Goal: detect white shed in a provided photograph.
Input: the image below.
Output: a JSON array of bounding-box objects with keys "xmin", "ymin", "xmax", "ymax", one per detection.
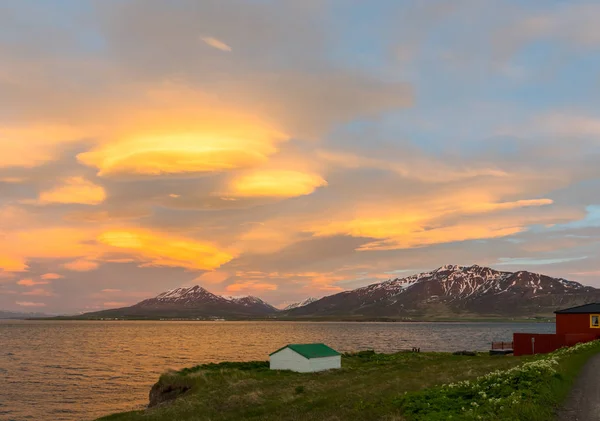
[{"xmin": 269, "ymin": 343, "xmax": 341, "ymax": 373}]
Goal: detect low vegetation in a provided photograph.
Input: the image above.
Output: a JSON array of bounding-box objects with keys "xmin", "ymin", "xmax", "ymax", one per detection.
[
  {"xmin": 98, "ymin": 343, "xmax": 600, "ymax": 421},
  {"xmin": 397, "ymin": 340, "xmax": 600, "ymax": 421}
]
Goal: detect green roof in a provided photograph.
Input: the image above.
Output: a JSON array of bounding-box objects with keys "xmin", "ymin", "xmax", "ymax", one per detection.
[{"xmin": 269, "ymin": 343, "xmax": 341, "ymax": 359}]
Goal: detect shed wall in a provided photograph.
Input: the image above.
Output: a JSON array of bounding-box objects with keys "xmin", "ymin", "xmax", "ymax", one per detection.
[
  {"xmin": 308, "ymin": 355, "xmax": 341, "ymax": 372},
  {"xmin": 556, "ymin": 313, "xmax": 600, "ymax": 335},
  {"xmin": 564, "ymin": 333, "xmax": 598, "ymax": 346},
  {"xmin": 269, "ymin": 348, "xmax": 310, "ymax": 372}
]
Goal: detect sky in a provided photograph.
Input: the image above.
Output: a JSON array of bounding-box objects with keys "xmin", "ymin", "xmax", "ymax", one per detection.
[{"xmin": 3, "ymin": 0, "xmax": 600, "ymax": 313}]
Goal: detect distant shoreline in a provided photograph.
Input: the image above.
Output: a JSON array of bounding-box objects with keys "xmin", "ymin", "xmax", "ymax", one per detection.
[{"xmin": 23, "ymin": 316, "xmax": 555, "ymax": 323}]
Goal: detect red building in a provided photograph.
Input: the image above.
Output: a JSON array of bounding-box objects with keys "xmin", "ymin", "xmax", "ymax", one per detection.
[{"xmin": 513, "ymin": 303, "xmax": 600, "ymax": 356}]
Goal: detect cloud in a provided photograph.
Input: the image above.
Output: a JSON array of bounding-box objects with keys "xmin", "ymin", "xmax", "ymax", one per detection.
[
  {"xmin": 17, "ymin": 279, "xmax": 50, "ymax": 286},
  {"xmin": 103, "ymin": 301, "xmax": 129, "ymax": 308},
  {"xmin": 63, "ymin": 259, "xmax": 100, "ymax": 272},
  {"xmin": 0, "ymin": 124, "xmax": 83, "ymax": 168},
  {"xmin": 226, "ymin": 170, "xmax": 327, "ymax": 198},
  {"xmin": 97, "ymin": 229, "xmax": 233, "ymax": 271},
  {"xmin": 38, "ymin": 177, "xmax": 106, "ymax": 205},
  {"xmin": 226, "ymin": 281, "xmax": 278, "ymax": 293},
  {"xmin": 493, "ymin": 3, "xmax": 600, "ymax": 61},
  {"xmin": 317, "ymin": 150, "xmax": 508, "ymax": 183},
  {"xmin": 101, "ymin": 289, "xmax": 121, "ymax": 293},
  {"xmin": 201, "ymin": 36, "xmax": 232, "ymax": 52},
  {"xmin": 569, "ymin": 270, "xmax": 600, "ymax": 276},
  {"xmin": 16, "ymin": 301, "xmax": 46, "ymax": 307},
  {"xmin": 496, "ymin": 256, "xmax": 588, "ymax": 266},
  {"xmin": 22, "ymin": 288, "xmax": 54, "ymax": 297},
  {"xmin": 76, "ymin": 90, "xmax": 289, "ymax": 178},
  {"xmin": 194, "ymin": 271, "xmax": 230, "ymax": 284},
  {"xmin": 41, "ymin": 273, "xmax": 64, "ymax": 280},
  {"xmin": 0, "ymin": 256, "xmax": 28, "ymax": 272},
  {"xmin": 308, "ymin": 195, "xmax": 554, "ymax": 251},
  {"xmin": 0, "ymin": 226, "xmax": 99, "ymax": 274},
  {"xmin": 0, "ymin": 177, "xmax": 25, "ymax": 183}
]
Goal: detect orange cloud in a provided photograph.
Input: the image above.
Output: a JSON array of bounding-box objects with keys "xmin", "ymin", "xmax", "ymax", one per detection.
[
  {"xmin": 16, "ymin": 301, "xmax": 46, "ymax": 307},
  {"xmin": 41, "ymin": 273, "xmax": 64, "ymax": 280},
  {"xmin": 226, "ymin": 281, "xmax": 278, "ymax": 292},
  {"xmin": 0, "ymin": 177, "xmax": 26, "ymax": 183},
  {"xmin": 17, "ymin": 279, "xmax": 50, "ymax": 286},
  {"xmin": 194, "ymin": 271, "xmax": 231, "ymax": 284},
  {"xmin": 201, "ymin": 36, "xmax": 232, "ymax": 52},
  {"xmin": 22, "ymin": 288, "xmax": 54, "ymax": 296},
  {"xmin": 101, "ymin": 289, "xmax": 121, "ymax": 293},
  {"xmin": 97, "ymin": 229, "xmax": 233, "ymax": 271},
  {"xmin": 463, "ymin": 199, "xmax": 553, "ymax": 213},
  {"xmin": 308, "ymin": 195, "xmax": 553, "ymax": 251},
  {"xmin": 38, "ymin": 177, "xmax": 106, "ymax": 205},
  {"xmin": 0, "ymin": 271, "xmax": 16, "ymax": 280},
  {"xmin": 226, "ymin": 170, "xmax": 327, "ymax": 198},
  {"xmin": 0, "ymin": 221, "xmax": 100, "ymax": 274},
  {"xmin": 0, "ymin": 256, "xmax": 28, "ymax": 272},
  {"xmin": 63, "ymin": 259, "xmax": 99, "ymax": 272},
  {"xmin": 103, "ymin": 301, "xmax": 129, "ymax": 308},
  {"xmin": 77, "ymin": 94, "xmax": 288, "ymax": 177},
  {"xmin": 0, "ymin": 124, "xmax": 83, "ymax": 168}
]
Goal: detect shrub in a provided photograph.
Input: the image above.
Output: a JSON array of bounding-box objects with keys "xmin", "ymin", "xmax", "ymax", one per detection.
[
  {"xmin": 294, "ymin": 385, "xmax": 305, "ymax": 394},
  {"xmin": 178, "ymin": 361, "xmax": 269, "ymax": 376}
]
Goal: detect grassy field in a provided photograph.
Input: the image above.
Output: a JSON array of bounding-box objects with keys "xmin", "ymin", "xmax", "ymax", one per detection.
[{"xmin": 97, "ymin": 343, "xmax": 600, "ymax": 421}]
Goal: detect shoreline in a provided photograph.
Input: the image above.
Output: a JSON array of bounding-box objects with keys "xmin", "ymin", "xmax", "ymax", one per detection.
[
  {"xmin": 96, "ymin": 342, "xmax": 600, "ymax": 421},
  {"xmin": 26, "ymin": 316, "xmax": 555, "ymax": 323}
]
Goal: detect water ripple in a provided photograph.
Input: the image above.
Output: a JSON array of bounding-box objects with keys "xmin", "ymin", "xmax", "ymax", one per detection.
[{"xmin": 0, "ymin": 319, "xmax": 554, "ymax": 421}]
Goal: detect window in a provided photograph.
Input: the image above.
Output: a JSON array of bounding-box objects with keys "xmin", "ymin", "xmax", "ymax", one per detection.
[{"xmin": 591, "ymin": 315, "xmax": 600, "ymax": 328}]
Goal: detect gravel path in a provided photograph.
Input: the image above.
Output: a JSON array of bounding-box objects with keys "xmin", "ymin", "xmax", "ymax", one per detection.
[{"xmin": 557, "ymin": 353, "xmax": 600, "ymax": 421}]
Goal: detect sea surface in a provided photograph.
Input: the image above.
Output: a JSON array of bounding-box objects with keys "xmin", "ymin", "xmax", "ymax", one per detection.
[{"xmin": 0, "ymin": 320, "xmax": 555, "ymax": 421}]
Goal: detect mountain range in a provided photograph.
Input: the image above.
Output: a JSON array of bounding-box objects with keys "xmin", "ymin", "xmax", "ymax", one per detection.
[
  {"xmin": 77, "ymin": 265, "xmax": 600, "ymax": 320},
  {"xmin": 0, "ymin": 310, "xmax": 51, "ymax": 319}
]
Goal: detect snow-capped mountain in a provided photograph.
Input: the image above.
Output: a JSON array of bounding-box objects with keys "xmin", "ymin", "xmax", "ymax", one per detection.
[
  {"xmin": 77, "ymin": 265, "xmax": 600, "ymax": 319},
  {"xmin": 286, "ymin": 265, "xmax": 600, "ymax": 318},
  {"xmin": 224, "ymin": 295, "xmax": 278, "ymax": 312},
  {"xmin": 151, "ymin": 285, "xmax": 230, "ymax": 305},
  {"xmin": 83, "ymin": 285, "xmax": 278, "ymax": 319},
  {"xmin": 283, "ymin": 297, "xmax": 318, "ymax": 310}
]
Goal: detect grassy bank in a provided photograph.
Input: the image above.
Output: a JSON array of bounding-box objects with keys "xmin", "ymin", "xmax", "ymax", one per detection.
[
  {"xmin": 397, "ymin": 340, "xmax": 600, "ymax": 421},
  {"xmin": 98, "ymin": 342, "xmax": 600, "ymax": 421}
]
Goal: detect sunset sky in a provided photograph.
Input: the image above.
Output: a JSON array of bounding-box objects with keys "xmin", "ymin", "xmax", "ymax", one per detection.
[{"xmin": 3, "ymin": 0, "xmax": 600, "ymax": 313}]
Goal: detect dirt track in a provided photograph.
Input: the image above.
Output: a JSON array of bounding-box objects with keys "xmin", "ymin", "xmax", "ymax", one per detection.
[{"xmin": 557, "ymin": 353, "xmax": 600, "ymax": 421}]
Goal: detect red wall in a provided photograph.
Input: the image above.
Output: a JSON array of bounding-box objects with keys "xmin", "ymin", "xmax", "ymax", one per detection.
[
  {"xmin": 513, "ymin": 333, "xmax": 565, "ymax": 356},
  {"xmin": 513, "ymin": 313, "xmax": 600, "ymax": 356},
  {"xmin": 513, "ymin": 332, "xmax": 599, "ymax": 356},
  {"xmin": 556, "ymin": 313, "xmax": 600, "ymax": 335}
]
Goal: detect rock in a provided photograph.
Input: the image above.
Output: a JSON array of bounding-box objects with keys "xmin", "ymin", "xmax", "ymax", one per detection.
[
  {"xmin": 148, "ymin": 380, "xmax": 191, "ymax": 408},
  {"xmin": 452, "ymin": 350, "xmax": 477, "ymax": 356}
]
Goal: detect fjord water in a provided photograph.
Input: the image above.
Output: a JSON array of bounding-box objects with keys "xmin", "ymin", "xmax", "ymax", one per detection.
[{"xmin": 1, "ymin": 320, "xmax": 554, "ymax": 421}]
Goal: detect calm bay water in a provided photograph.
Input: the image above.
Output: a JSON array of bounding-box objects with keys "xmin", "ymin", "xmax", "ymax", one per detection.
[{"xmin": 0, "ymin": 320, "xmax": 554, "ymax": 421}]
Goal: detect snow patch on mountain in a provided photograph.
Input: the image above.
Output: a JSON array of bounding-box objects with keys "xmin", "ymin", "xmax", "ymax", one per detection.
[
  {"xmin": 284, "ymin": 297, "xmax": 318, "ymax": 310},
  {"xmin": 349, "ymin": 264, "xmax": 587, "ymax": 303}
]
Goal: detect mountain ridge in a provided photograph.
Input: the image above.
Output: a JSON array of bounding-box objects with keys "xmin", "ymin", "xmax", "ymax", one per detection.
[
  {"xmin": 76, "ymin": 265, "xmax": 600, "ymax": 319},
  {"xmin": 285, "ymin": 264, "xmax": 599, "ymax": 318}
]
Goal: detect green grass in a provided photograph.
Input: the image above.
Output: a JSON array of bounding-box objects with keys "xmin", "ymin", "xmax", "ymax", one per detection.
[
  {"xmin": 96, "ymin": 344, "xmax": 599, "ymax": 421},
  {"xmin": 396, "ymin": 340, "xmax": 600, "ymax": 421}
]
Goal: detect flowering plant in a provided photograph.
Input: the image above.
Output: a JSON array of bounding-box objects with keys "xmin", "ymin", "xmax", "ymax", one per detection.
[{"xmin": 396, "ymin": 340, "xmax": 600, "ymax": 420}]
